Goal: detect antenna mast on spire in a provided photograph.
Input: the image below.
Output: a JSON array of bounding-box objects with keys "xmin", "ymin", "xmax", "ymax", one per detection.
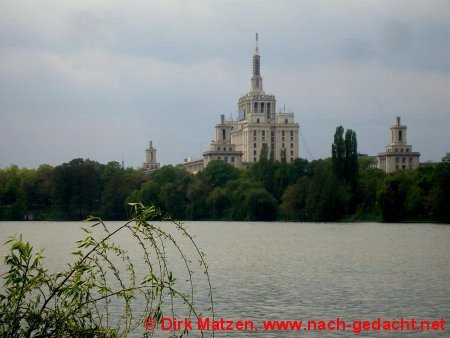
[{"xmin": 255, "ymin": 33, "xmax": 259, "ymax": 53}]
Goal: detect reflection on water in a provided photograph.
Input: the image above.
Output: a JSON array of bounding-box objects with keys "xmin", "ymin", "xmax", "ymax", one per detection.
[{"xmin": 1, "ymin": 221, "xmax": 449, "ymax": 337}]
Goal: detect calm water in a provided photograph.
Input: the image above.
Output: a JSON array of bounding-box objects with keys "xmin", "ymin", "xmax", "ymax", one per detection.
[{"xmin": 1, "ymin": 221, "xmax": 449, "ymax": 337}]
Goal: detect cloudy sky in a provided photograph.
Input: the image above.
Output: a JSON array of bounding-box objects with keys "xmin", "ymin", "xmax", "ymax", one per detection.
[{"xmin": 1, "ymin": 0, "xmax": 449, "ymax": 168}]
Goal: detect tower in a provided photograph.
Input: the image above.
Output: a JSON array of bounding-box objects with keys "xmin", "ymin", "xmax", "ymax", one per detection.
[
  {"xmin": 142, "ymin": 141, "xmax": 160, "ymax": 172},
  {"xmin": 202, "ymin": 34, "xmax": 300, "ymax": 169},
  {"xmin": 251, "ymin": 33, "xmax": 263, "ymax": 93},
  {"xmin": 377, "ymin": 117, "xmax": 420, "ymax": 173},
  {"xmin": 390, "ymin": 116, "xmax": 407, "ymax": 145}
]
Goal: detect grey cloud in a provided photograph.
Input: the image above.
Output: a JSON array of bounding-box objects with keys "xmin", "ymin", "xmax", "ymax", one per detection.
[{"xmin": 0, "ymin": 0, "xmax": 449, "ymax": 168}]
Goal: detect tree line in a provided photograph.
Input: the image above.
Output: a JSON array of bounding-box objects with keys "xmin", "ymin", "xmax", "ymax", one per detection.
[{"xmin": 1, "ymin": 127, "xmax": 449, "ymax": 223}]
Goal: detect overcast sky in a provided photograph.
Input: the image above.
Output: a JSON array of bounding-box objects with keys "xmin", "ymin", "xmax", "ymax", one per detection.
[{"xmin": 1, "ymin": 0, "xmax": 449, "ymax": 169}]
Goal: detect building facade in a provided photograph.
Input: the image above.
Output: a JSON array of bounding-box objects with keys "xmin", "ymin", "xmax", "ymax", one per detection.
[
  {"xmin": 142, "ymin": 141, "xmax": 160, "ymax": 172},
  {"xmin": 202, "ymin": 34, "xmax": 300, "ymax": 168},
  {"xmin": 377, "ymin": 117, "xmax": 420, "ymax": 173}
]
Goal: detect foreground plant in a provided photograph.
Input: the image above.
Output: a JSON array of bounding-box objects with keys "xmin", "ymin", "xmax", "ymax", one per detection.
[{"xmin": 0, "ymin": 203, "xmax": 214, "ymax": 337}]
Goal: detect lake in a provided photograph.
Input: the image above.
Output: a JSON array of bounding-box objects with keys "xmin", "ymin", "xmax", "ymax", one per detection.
[{"xmin": 1, "ymin": 221, "xmax": 449, "ymax": 337}]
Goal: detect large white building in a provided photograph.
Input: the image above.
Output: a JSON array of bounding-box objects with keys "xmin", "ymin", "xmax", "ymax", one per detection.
[
  {"xmin": 202, "ymin": 34, "xmax": 300, "ymax": 168},
  {"xmin": 377, "ymin": 117, "xmax": 420, "ymax": 173}
]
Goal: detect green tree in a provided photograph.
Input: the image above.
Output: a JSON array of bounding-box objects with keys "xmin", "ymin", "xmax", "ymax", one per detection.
[
  {"xmin": 377, "ymin": 171, "xmax": 410, "ymax": 222},
  {"xmin": 331, "ymin": 126, "xmax": 358, "ymax": 186},
  {"xmin": 186, "ymin": 180, "xmax": 211, "ymax": 220},
  {"xmin": 353, "ymin": 167, "xmax": 385, "ymax": 220},
  {"xmin": 331, "ymin": 126, "xmax": 346, "ymax": 181},
  {"xmin": 273, "ymin": 148, "xmax": 289, "ymax": 200},
  {"xmin": 281, "ymin": 176, "xmax": 311, "ymax": 220},
  {"xmin": 51, "ymin": 159, "xmax": 102, "ymax": 220},
  {"xmin": 244, "ymin": 187, "xmax": 278, "ymax": 221},
  {"xmin": 197, "ymin": 160, "xmax": 239, "ymax": 188},
  {"xmin": 207, "ymin": 187, "xmax": 230, "ymax": 220},
  {"xmin": 306, "ymin": 161, "xmax": 351, "ymax": 221},
  {"xmin": 344, "ymin": 129, "xmax": 359, "ymax": 187},
  {"xmin": 224, "ymin": 178, "xmax": 272, "ymax": 220},
  {"xmin": 0, "ymin": 166, "xmax": 24, "ymax": 220},
  {"xmin": 430, "ymin": 153, "xmax": 450, "ymax": 222},
  {"xmin": 248, "ymin": 143, "xmax": 275, "ymax": 194}
]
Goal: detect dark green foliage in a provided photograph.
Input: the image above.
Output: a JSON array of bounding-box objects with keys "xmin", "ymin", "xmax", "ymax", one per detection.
[
  {"xmin": 0, "ymin": 165, "xmax": 24, "ymax": 220},
  {"xmin": 344, "ymin": 129, "xmax": 359, "ymax": 187},
  {"xmin": 0, "ymin": 204, "xmax": 213, "ymax": 337},
  {"xmin": 305, "ymin": 161, "xmax": 351, "ymax": 221},
  {"xmin": 1, "ymin": 146, "xmax": 448, "ymax": 222},
  {"xmin": 430, "ymin": 153, "xmax": 450, "ymax": 223},
  {"xmin": 207, "ymin": 187, "xmax": 230, "ymax": 220},
  {"xmin": 331, "ymin": 126, "xmax": 346, "ymax": 180},
  {"xmin": 135, "ymin": 165, "xmax": 193, "ymax": 220},
  {"xmin": 353, "ymin": 167, "xmax": 385, "ymax": 220},
  {"xmin": 243, "ymin": 187, "xmax": 278, "ymax": 221},
  {"xmin": 331, "ymin": 126, "xmax": 358, "ymax": 187},
  {"xmin": 377, "ymin": 171, "xmax": 411, "ymax": 222},
  {"xmin": 281, "ymin": 177, "xmax": 311, "ymax": 220},
  {"xmin": 248, "ymin": 143, "xmax": 276, "ymax": 195},
  {"xmin": 197, "ymin": 160, "xmax": 239, "ymax": 188}
]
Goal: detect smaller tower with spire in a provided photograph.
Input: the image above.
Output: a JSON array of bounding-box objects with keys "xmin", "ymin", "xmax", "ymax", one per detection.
[
  {"xmin": 142, "ymin": 141, "xmax": 160, "ymax": 172},
  {"xmin": 377, "ymin": 116, "xmax": 420, "ymax": 173}
]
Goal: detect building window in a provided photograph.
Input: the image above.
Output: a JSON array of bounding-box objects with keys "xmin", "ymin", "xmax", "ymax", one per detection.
[
  {"xmin": 271, "ymin": 131, "xmax": 274, "ymax": 142},
  {"xmin": 396, "ymin": 157, "xmax": 399, "ymax": 163},
  {"xmin": 290, "ymin": 157, "xmax": 293, "ymax": 163},
  {"xmin": 225, "ymin": 156, "xmax": 228, "ymax": 162},
  {"xmin": 254, "ymin": 157, "xmax": 257, "ymax": 162},
  {"xmin": 282, "ymin": 130, "xmax": 285, "ymax": 141},
  {"xmin": 290, "ymin": 150, "xmax": 294, "ymax": 156},
  {"xmin": 254, "ymin": 150, "xmax": 257, "ymax": 156},
  {"xmin": 231, "ymin": 157, "xmax": 235, "ymax": 163},
  {"xmin": 290, "ymin": 143, "xmax": 293, "ymax": 148},
  {"xmin": 257, "ymin": 118, "xmax": 260, "ymax": 123},
  {"xmin": 262, "ymin": 130, "xmax": 266, "ymax": 141},
  {"xmin": 254, "ymin": 143, "xmax": 257, "ymax": 148},
  {"xmin": 261, "ymin": 102, "xmax": 264, "ymax": 113},
  {"xmin": 218, "ymin": 147, "xmax": 221, "ymax": 151},
  {"xmin": 402, "ymin": 157, "xmax": 406, "ymax": 163},
  {"xmin": 285, "ymin": 118, "xmax": 288, "ymax": 124},
  {"xmin": 399, "ymin": 130, "xmax": 402, "ymax": 141},
  {"xmin": 254, "ymin": 102, "xmax": 258, "ymax": 112},
  {"xmin": 395, "ymin": 148, "xmax": 398, "ymax": 152},
  {"xmin": 396, "ymin": 165, "xmax": 399, "ymax": 170},
  {"xmin": 218, "ymin": 156, "xmax": 221, "ymax": 160},
  {"xmin": 290, "ymin": 130, "xmax": 294, "ymax": 141},
  {"xmin": 253, "ymin": 130, "xmax": 257, "ymax": 141},
  {"xmin": 267, "ymin": 102, "xmax": 271, "ymax": 117},
  {"xmin": 282, "ymin": 143, "xmax": 285, "ymax": 148},
  {"xmin": 409, "ymin": 157, "xmax": 412, "ymax": 163},
  {"xmin": 229, "ymin": 147, "xmax": 232, "ymax": 151},
  {"xmin": 406, "ymin": 148, "xmax": 409, "ymax": 152},
  {"xmin": 222, "ymin": 129, "xmax": 226, "ymax": 140},
  {"xmin": 401, "ymin": 148, "xmax": 403, "ymax": 152}
]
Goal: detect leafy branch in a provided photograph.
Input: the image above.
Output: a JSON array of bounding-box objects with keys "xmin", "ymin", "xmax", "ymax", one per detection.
[{"xmin": 0, "ymin": 203, "xmax": 214, "ymax": 337}]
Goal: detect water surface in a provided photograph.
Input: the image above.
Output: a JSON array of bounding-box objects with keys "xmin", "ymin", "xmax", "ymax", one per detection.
[{"xmin": 1, "ymin": 221, "xmax": 449, "ymax": 337}]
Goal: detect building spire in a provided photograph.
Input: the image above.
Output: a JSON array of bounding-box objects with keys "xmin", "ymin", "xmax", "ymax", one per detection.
[{"xmin": 251, "ymin": 33, "xmax": 263, "ymax": 92}]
